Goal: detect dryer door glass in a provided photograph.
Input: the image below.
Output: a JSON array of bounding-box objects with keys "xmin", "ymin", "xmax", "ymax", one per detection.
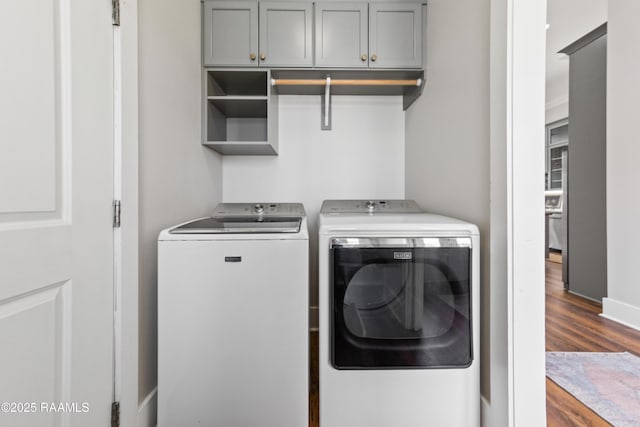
[{"xmin": 331, "ymin": 240, "xmax": 472, "ymax": 369}]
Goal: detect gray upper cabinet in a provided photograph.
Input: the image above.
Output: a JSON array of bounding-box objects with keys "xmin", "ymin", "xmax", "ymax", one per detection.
[
  {"xmin": 315, "ymin": 1, "xmax": 423, "ymax": 69},
  {"xmin": 258, "ymin": 2, "xmax": 313, "ymax": 67},
  {"xmin": 369, "ymin": 2, "xmax": 423, "ymax": 68},
  {"xmin": 204, "ymin": 1, "xmax": 312, "ymax": 68},
  {"xmin": 203, "ymin": 1, "xmax": 259, "ymax": 67},
  {"xmin": 204, "ymin": 1, "xmax": 424, "ymax": 69},
  {"xmin": 315, "ymin": 2, "xmax": 368, "ymax": 68}
]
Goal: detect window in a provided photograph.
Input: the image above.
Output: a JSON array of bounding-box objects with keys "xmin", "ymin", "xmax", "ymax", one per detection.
[{"xmin": 546, "ymin": 119, "xmax": 568, "ymax": 190}]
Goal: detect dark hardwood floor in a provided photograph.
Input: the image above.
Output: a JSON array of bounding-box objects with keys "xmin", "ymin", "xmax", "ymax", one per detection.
[
  {"xmin": 308, "ymin": 260, "xmax": 640, "ymax": 426},
  {"xmin": 546, "ymin": 259, "xmax": 640, "ymax": 426}
]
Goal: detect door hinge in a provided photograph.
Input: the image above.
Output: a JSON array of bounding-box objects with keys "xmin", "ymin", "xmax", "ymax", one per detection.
[
  {"xmin": 113, "ymin": 200, "xmax": 121, "ymax": 228},
  {"xmin": 111, "ymin": 401, "xmax": 120, "ymax": 427},
  {"xmin": 112, "ymin": 0, "xmax": 120, "ymax": 26}
]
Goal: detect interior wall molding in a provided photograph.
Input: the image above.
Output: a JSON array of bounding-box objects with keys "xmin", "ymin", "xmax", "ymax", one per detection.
[{"xmin": 545, "ymin": 94, "xmax": 569, "ymax": 111}]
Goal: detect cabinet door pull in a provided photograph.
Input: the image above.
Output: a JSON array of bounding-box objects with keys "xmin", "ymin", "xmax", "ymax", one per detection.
[
  {"xmin": 250, "ymin": 53, "xmax": 256, "ymax": 61},
  {"xmin": 360, "ymin": 54, "xmax": 368, "ymax": 62},
  {"xmin": 260, "ymin": 53, "xmax": 266, "ymax": 61},
  {"xmin": 371, "ymin": 54, "xmax": 378, "ymax": 62}
]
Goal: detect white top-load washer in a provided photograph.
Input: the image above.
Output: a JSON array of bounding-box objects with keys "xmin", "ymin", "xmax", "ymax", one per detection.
[
  {"xmin": 158, "ymin": 203, "xmax": 308, "ymax": 427},
  {"xmin": 318, "ymin": 200, "xmax": 480, "ymax": 427}
]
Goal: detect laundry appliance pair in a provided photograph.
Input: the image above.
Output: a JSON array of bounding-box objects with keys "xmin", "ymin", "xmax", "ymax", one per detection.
[{"xmin": 157, "ymin": 200, "xmax": 480, "ymax": 427}]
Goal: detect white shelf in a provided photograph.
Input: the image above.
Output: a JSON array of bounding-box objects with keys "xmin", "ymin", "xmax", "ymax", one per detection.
[{"xmin": 203, "ymin": 141, "xmax": 276, "ymax": 156}]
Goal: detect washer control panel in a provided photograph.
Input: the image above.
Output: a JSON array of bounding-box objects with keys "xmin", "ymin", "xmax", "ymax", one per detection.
[{"xmin": 213, "ymin": 202, "xmax": 306, "ymax": 217}]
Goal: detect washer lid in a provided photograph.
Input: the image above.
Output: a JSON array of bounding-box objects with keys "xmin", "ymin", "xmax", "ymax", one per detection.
[{"xmin": 169, "ymin": 216, "xmax": 302, "ymax": 234}]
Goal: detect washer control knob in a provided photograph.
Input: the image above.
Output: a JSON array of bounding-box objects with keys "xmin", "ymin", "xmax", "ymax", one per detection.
[
  {"xmin": 366, "ymin": 200, "xmax": 376, "ymax": 211},
  {"xmin": 254, "ymin": 204, "xmax": 265, "ymax": 214}
]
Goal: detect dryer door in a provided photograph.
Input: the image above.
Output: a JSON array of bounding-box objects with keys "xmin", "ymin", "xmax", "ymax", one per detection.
[{"xmin": 331, "ymin": 238, "xmax": 473, "ymax": 369}]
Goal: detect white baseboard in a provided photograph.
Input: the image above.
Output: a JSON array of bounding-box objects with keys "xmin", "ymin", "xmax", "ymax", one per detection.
[
  {"xmin": 602, "ymin": 298, "xmax": 640, "ymax": 331},
  {"xmin": 138, "ymin": 387, "xmax": 157, "ymax": 427}
]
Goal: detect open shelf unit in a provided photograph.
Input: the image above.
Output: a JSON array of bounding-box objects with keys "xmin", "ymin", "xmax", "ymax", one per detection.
[
  {"xmin": 202, "ymin": 68, "xmax": 426, "ymax": 155},
  {"xmin": 203, "ymin": 69, "xmax": 278, "ymax": 155}
]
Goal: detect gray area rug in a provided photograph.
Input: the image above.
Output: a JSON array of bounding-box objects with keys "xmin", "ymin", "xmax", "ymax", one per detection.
[{"xmin": 546, "ymin": 352, "xmax": 640, "ymax": 427}]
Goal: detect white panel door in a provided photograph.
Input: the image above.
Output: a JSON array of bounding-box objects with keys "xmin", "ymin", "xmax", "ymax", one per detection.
[{"xmin": 0, "ymin": 0, "xmax": 114, "ymax": 426}]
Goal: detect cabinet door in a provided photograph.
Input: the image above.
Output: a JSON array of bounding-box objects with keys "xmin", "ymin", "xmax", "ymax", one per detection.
[
  {"xmin": 315, "ymin": 2, "xmax": 368, "ymax": 68},
  {"xmin": 259, "ymin": 2, "xmax": 313, "ymax": 67},
  {"xmin": 369, "ymin": 2, "xmax": 423, "ymax": 68},
  {"xmin": 203, "ymin": 1, "xmax": 259, "ymax": 67}
]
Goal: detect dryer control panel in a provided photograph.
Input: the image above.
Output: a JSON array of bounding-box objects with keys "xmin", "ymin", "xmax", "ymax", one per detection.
[{"xmin": 320, "ymin": 199, "xmax": 423, "ymax": 214}]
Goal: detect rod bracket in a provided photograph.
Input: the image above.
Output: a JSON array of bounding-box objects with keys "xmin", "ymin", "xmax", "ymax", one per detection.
[{"xmin": 321, "ymin": 77, "xmax": 331, "ymax": 130}]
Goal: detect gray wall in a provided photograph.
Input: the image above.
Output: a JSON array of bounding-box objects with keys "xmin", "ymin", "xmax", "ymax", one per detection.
[
  {"xmin": 405, "ymin": 0, "xmax": 490, "ymax": 402},
  {"xmin": 138, "ymin": 0, "xmax": 223, "ymax": 404},
  {"xmin": 603, "ymin": 0, "xmax": 640, "ymax": 327}
]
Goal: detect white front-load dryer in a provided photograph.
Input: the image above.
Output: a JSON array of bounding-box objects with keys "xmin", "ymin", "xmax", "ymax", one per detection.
[
  {"xmin": 158, "ymin": 203, "xmax": 309, "ymax": 427},
  {"xmin": 318, "ymin": 200, "xmax": 480, "ymax": 427}
]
